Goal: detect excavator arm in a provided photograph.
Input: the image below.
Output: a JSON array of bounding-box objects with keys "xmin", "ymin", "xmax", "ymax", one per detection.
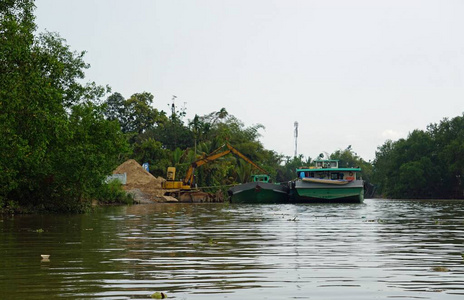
[
  {"xmin": 183, "ymin": 149, "xmax": 232, "ymax": 185},
  {"xmin": 182, "ymin": 143, "xmax": 267, "ymax": 186},
  {"xmin": 226, "ymin": 144, "xmax": 267, "ymax": 174}
]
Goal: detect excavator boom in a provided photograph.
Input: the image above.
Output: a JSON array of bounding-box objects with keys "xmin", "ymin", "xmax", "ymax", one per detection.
[
  {"xmin": 164, "ymin": 143, "xmax": 267, "ymax": 190},
  {"xmin": 226, "ymin": 144, "xmax": 267, "ymax": 174},
  {"xmin": 183, "ymin": 149, "xmax": 232, "ymax": 186},
  {"xmin": 183, "ymin": 143, "xmax": 267, "ymax": 186}
]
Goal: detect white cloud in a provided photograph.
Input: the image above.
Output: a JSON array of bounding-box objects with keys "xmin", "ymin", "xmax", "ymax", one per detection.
[{"xmin": 381, "ymin": 129, "xmax": 405, "ymax": 141}]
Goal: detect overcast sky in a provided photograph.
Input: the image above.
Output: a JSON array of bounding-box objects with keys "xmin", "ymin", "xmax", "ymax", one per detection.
[{"xmin": 34, "ymin": 0, "xmax": 464, "ymax": 161}]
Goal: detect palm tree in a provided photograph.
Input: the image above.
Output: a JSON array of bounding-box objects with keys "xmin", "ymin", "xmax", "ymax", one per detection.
[{"xmin": 189, "ymin": 114, "xmax": 201, "ymax": 157}]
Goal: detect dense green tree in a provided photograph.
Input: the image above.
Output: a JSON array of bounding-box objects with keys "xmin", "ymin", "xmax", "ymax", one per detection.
[
  {"xmin": 1, "ymin": 1, "xmax": 128, "ymax": 211},
  {"xmin": 123, "ymin": 92, "xmax": 165, "ymax": 134},
  {"xmin": 372, "ymin": 114, "xmax": 464, "ymax": 199},
  {"xmin": 43, "ymin": 103, "xmax": 128, "ymax": 211},
  {"xmin": 371, "ymin": 140, "xmax": 395, "ymax": 197},
  {"xmin": 138, "ymin": 100, "xmax": 193, "ymax": 151},
  {"xmin": 103, "ymin": 92, "xmax": 166, "ymax": 134},
  {"xmin": 103, "ymin": 92, "xmax": 125, "ymax": 121},
  {"xmin": 148, "ymin": 119, "xmax": 194, "ymax": 151},
  {"xmin": 189, "ymin": 114, "xmax": 212, "ymax": 157},
  {"xmin": 1, "ymin": 0, "xmax": 40, "ymax": 205},
  {"xmin": 429, "ymin": 115, "xmax": 464, "ymax": 197}
]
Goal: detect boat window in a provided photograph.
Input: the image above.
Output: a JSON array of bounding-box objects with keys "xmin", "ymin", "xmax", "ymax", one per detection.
[
  {"xmin": 254, "ymin": 175, "xmax": 269, "ymax": 182},
  {"xmin": 331, "ymin": 173, "xmax": 338, "ymax": 180}
]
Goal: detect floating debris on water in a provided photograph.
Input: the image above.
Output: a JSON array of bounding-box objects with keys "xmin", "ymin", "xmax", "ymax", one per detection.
[
  {"xmin": 41, "ymin": 254, "xmax": 50, "ymax": 262},
  {"xmin": 431, "ymin": 266, "xmax": 449, "ymax": 272},
  {"xmin": 151, "ymin": 292, "xmax": 167, "ymax": 299},
  {"xmin": 208, "ymin": 237, "xmax": 217, "ymax": 245}
]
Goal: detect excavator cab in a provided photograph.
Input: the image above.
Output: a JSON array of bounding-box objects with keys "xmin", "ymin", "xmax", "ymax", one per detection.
[
  {"xmin": 166, "ymin": 167, "xmax": 176, "ymax": 181},
  {"xmin": 163, "ymin": 167, "xmax": 187, "ymax": 189}
]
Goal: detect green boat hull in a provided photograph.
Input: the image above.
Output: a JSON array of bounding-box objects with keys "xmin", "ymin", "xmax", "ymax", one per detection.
[
  {"xmin": 293, "ymin": 187, "xmax": 363, "ymax": 203},
  {"xmin": 293, "ymin": 180, "xmax": 364, "ymax": 203},
  {"xmin": 229, "ymin": 182, "xmax": 288, "ymax": 204}
]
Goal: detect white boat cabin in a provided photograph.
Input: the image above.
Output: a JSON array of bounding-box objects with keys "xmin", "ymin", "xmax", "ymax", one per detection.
[
  {"xmin": 297, "ymin": 160, "xmax": 361, "ymax": 181},
  {"xmin": 315, "ymin": 160, "xmax": 339, "ymax": 169}
]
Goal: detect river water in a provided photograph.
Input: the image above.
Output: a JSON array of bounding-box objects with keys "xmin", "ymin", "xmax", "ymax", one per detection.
[{"xmin": 1, "ymin": 199, "xmax": 464, "ymax": 299}]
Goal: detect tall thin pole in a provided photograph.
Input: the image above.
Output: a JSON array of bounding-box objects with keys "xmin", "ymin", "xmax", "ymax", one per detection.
[
  {"xmin": 172, "ymin": 95, "xmax": 177, "ymax": 148},
  {"xmin": 294, "ymin": 121, "xmax": 298, "ymax": 157},
  {"xmin": 171, "ymin": 95, "xmax": 177, "ymax": 117}
]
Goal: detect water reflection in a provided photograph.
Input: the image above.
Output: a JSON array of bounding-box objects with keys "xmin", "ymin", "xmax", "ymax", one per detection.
[{"xmin": 1, "ymin": 199, "xmax": 464, "ymax": 299}]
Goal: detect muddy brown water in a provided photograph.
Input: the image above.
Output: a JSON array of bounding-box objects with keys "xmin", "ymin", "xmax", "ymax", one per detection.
[{"xmin": 1, "ymin": 199, "xmax": 464, "ymax": 299}]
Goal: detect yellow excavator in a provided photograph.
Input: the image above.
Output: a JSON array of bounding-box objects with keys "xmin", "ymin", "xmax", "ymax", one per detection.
[{"xmin": 162, "ymin": 143, "xmax": 267, "ymax": 194}]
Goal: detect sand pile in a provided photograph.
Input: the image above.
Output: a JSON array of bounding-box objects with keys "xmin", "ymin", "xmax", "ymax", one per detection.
[
  {"xmin": 113, "ymin": 159, "xmax": 166, "ymax": 202},
  {"xmin": 112, "ymin": 159, "xmax": 223, "ymax": 203}
]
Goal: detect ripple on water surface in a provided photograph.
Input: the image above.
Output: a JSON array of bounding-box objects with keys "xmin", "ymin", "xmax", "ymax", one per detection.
[{"xmin": 1, "ymin": 199, "xmax": 464, "ymax": 299}]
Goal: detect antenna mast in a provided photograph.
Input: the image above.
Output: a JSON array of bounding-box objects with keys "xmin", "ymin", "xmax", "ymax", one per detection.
[
  {"xmin": 171, "ymin": 95, "xmax": 177, "ymax": 117},
  {"xmin": 294, "ymin": 121, "xmax": 298, "ymax": 157}
]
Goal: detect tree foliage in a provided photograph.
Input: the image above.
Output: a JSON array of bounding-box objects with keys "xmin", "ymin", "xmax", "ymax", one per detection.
[
  {"xmin": 1, "ymin": 1, "xmax": 128, "ymax": 212},
  {"xmin": 276, "ymin": 155, "xmax": 312, "ymax": 183},
  {"xmin": 372, "ymin": 115, "xmax": 464, "ymax": 199},
  {"xmin": 330, "ymin": 146, "xmax": 373, "ymax": 183},
  {"xmin": 103, "ymin": 92, "xmax": 167, "ymax": 134}
]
